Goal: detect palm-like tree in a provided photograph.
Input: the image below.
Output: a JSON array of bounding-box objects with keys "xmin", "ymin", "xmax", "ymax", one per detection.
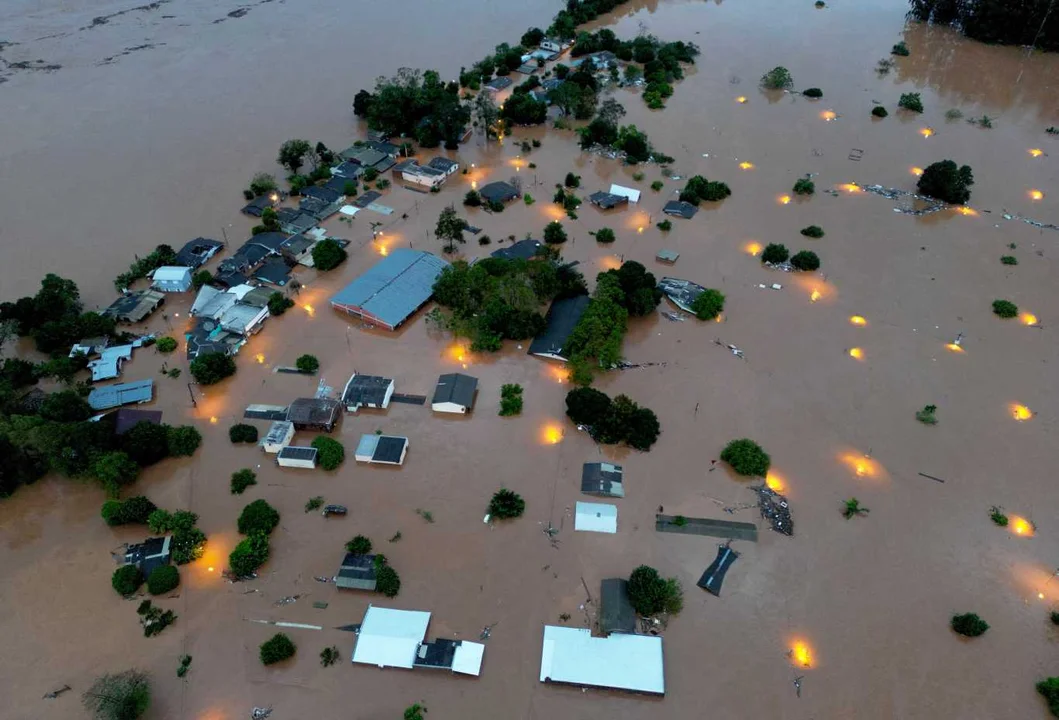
[{"xmin": 843, "ymin": 498, "xmax": 869, "ymax": 519}]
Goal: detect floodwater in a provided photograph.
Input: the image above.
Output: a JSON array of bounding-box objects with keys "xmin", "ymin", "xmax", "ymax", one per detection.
[{"xmin": 2, "ymin": 0, "xmax": 1059, "ymax": 718}]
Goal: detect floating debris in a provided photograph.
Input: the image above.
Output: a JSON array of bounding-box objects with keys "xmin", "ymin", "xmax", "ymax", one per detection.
[
  {"xmin": 662, "ymin": 311, "xmax": 687, "ymax": 322},
  {"xmin": 273, "ymin": 595, "xmax": 302, "ymax": 606},
  {"xmin": 251, "ymin": 708, "xmax": 273, "ymax": 720},
  {"xmin": 752, "ymin": 485, "xmax": 793, "ymax": 535}
]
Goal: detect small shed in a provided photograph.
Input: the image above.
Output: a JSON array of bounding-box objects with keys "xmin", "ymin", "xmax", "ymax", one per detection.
[
  {"xmin": 277, "ymin": 446, "xmax": 318, "ymax": 469},
  {"xmin": 581, "ymin": 462, "xmax": 624, "ymax": 498},
  {"xmin": 342, "ymin": 373, "xmax": 395, "ymax": 412},
  {"xmin": 574, "ymin": 502, "xmax": 617, "ymax": 534},
  {"xmin": 609, "ymin": 184, "xmax": 641, "ymax": 204},
  {"xmin": 431, "ymin": 373, "xmax": 478, "ymax": 414},
  {"xmin": 355, "ymin": 434, "xmax": 409, "ymax": 465},
  {"xmin": 656, "ymin": 249, "xmax": 680, "ymax": 264},
  {"xmin": 663, "ymin": 200, "xmax": 698, "ymax": 219},
  {"xmin": 600, "ymin": 578, "xmax": 637, "ymax": 634},
  {"xmin": 286, "ymin": 397, "xmax": 342, "ymax": 432},
  {"xmin": 335, "ymin": 553, "xmax": 378, "ymax": 591},
  {"xmin": 261, "ymin": 420, "xmax": 295, "ymax": 453}
]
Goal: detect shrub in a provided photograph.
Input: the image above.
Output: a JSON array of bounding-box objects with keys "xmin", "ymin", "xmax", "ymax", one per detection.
[
  {"xmin": 192, "ymin": 270, "xmax": 213, "ymax": 289},
  {"xmin": 499, "ymin": 383, "xmax": 523, "ymax": 416},
  {"xmin": 488, "ymin": 488, "xmax": 526, "ymax": 519},
  {"xmin": 892, "ymin": 41, "xmax": 910, "ymax": 56},
  {"xmin": 404, "ymin": 704, "xmax": 427, "ymax": 720},
  {"xmin": 793, "ymin": 178, "xmax": 815, "ymax": 195},
  {"xmin": 312, "ymin": 238, "xmax": 347, "ymax": 271},
  {"xmin": 690, "ymin": 289, "xmax": 725, "ymax": 321},
  {"xmin": 120, "ymin": 496, "xmax": 157, "ymax": 524},
  {"xmin": 268, "ymin": 292, "xmax": 294, "ymax": 316},
  {"xmin": 951, "ymin": 613, "xmax": 989, "ymax": 637},
  {"xmin": 320, "ymin": 646, "xmax": 340, "ymax": 667},
  {"xmin": 1000, "ymin": 255, "xmax": 1018, "ymax": 265},
  {"xmin": 680, "ymin": 175, "xmax": 731, "ymax": 205},
  {"xmin": 238, "ymin": 499, "xmax": 280, "ymax": 536},
  {"xmin": 657, "ymin": 219, "xmax": 673, "ymax": 232},
  {"xmin": 311, "ymin": 436, "xmax": 345, "ymax": 471},
  {"xmin": 632, "ymin": 171, "xmax": 645, "ymax": 182},
  {"xmin": 249, "ymin": 172, "xmax": 278, "ymax": 196},
  {"xmin": 761, "ymin": 66, "xmax": 793, "ymax": 90},
  {"xmin": 651, "ymin": 180, "xmax": 664, "ymax": 191},
  {"xmin": 156, "ymin": 337, "xmax": 178, "ymax": 353},
  {"xmin": 82, "ymin": 670, "xmax": 151, "ymax": 720},
  {"xmin": 147, "ymin": 565, "xmax": 180, "ymax": 595},
  {"xmin": 871, "ymin": 105, "xmax": 888, "ymax": 118},
  {"xmin": 1038, "ymin": 677, "xmax": 1059, "ymax": 718},
  {"xmin": 989, "ymin": 506, "xmax": 1008, "ymax": 526},
  {"xmin": 346, "ymin": 535, "xmax": 372, "ymax": 555},
  {"xmin": 101, "ymin": 500, "xmax": 124, "ymax": 526},
  {"xmin": 627, "ymin": 565, "xmax": 684, "ymax": 616},
  {"xmin": 463, "ymin": 190, "xmax": 481, "ymax": 207},
  {"xmin": 992, "ymin": 300, "xmax": 1018, "ymax": 318},
  {"xmin": 305, "ymin": 496, "xmax": 324, "ymax": 513},
  {"xmin": 137, "ymin": 599, "xmax": 177, "ymax": 637},
  {"xmin": 917, "ymin": 160, "xmax": 974, "ymax": 204},
  {"xmin": 842, "ymin": 498, "xmax": 869, "ymax": 519},
  {"xmin": 260, "ymin": 633, "xmax": 296, "ymax": 665},
  {"xmin": 295, "ymin": 354, "xmax": 319, "ymax": 373},
  {"xmin": 363, "ymin": 167, "xmax": 379, "ymax": 182},
  {"xmin": 916, "ymin": 404, "xmax": 938, "ymax": 425},
  {"xmin": 376, "ymin": 563, "xmax": 401, "ymax": 597},
  {"xmin": 231, "ymin": 468, "xmax": 257, "ymax": 495},
  {"xmin": 524, "ymin": 194, "xmax": 535, "ymax": 206},
  {"xmin": 721, "ymin": 438, "xmax": 771, "ymax": 477},
  {"xmin": 487, "ymin": 199, "xmax": 505, "ymax": 212},
  {"xmin": 761, "ymin": 243, "xmax": 789, "ymax": 265},
  {"xmin": 543, "ymin": 221, "xmax": 568, "ymax": 245},
  {"xmin": 898, "ymin": 92, "xmax": 923, "ymax": 112},
  {"xmin": 167, "ymin": 426, "xmax": 202, "ymax": 457},
  {"xmin": 564, "ymin": 172, "xmax": 581, "ymax": 188},
  {"xmin": 376, "ymin": 178, "xmax": 391, "ymax": 189},
  {"xmin": 800, "ymin": 225, "xmax": 824, "ymax": 238},
  {"xmin": 802, "ymin": 87, "xmax": 823, "ymax": 98},
  {"xmin": 229, "ymin": 424, "xmax": 259, "ymax": 443},
  {"xmin": 189, "ymin": 352, "xmax": 235, "ymax": 385},
  {"xmin": 112, "ymin": 565, "xmax": 143, "ymax": 596},
  {"xmin": 790, "ymin": 250, "xmax": 821, "ymax": 271},
  {"xmin": 595, "ymin": 228, "xmax": 616, "ymax": 244},
  {"xmin": 229, "ymin": 532, "xmax": 269, "ymax": 577}
]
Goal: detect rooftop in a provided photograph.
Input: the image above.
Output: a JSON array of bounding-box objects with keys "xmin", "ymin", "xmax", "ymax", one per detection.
[
  {"xmin": 103, "ymin": 290, "xmax": 166, "ymax": 323},
  {"xmin": 581, "ymin": 462, "xmax": 625, "ymax": 497},
  {"xmin": 113, "ymin": 408, "xmax": 163, "ymax": 435},
  {"xmin": 253, "ymin": 257, "xmax": 292, "ymax": 286},
  {"xmin": 286, "ymin": 397, "xmax": 341, "ymax": 429},
  {"xmin": 330, "ymin": 249, "xmax": 449, "ymax": 330},
  {"xmin": 342, "ymin": 374, "xmax": 394, "ymax": 408},
  {"xmin": 588, "ymin": 191, "xmax": 628, "ymax": 210},
  {"xmin": 174, "ymin": 237, "xmax": 223, "ymax": 268},
  {"xmin": 662, "ymin": 200, "xmax": 698, "ymax": 219},
  {"xmin": 539, "ymin": 626, "xmax": 664, "ymax": 695},
  {"xmin": 478, "ymin": 181, "xmax": 519, "ymax": 204},
  {"xmin": 657, "ymin": 277, "xmax": 707, "ymax": 313},
  {"xmin": 301, "ymin": 184, "xmax": 343, "ymax": 205},
  {"xmin": 490, "ymin": 238, "xmax": 542, "ymax": 261},
  {"xmin": 427, "ymin": 157, "xmax": 458, "ymax": 173},
  {"xmin": 355, "ymin": 434, "xmax": 409, "ymax": 464},
  {"xmin": 431, "ymin": 373, "xmax": 478, "ymax": 410},
  {"xmin": 484, "ymin": 76, "xmax": 513, "ymax": 91},
  {"xmin": 574, "ymin": 501, "xmax": 617, "ymax": 534},
  {"xmin": 336, "ymin": 553, "xmax": 378, "ymax": 591},
  {"xmin": 528, "ymin": 295, "xmax": 591, "ymax": 361},
  {"xmin": 278, "ymin": 445, "xmax": 318, "ymax": 463},
  {"xmin": 600, "ymin": 578, "xmax": 637, "ymax": 635},
  {"xmin": 352, "ymin": 605, "xmax": 432, "ymax": 669},
  {"xmin": 87, "ymin": 379, "xmax": 154, "ymax": 410}
]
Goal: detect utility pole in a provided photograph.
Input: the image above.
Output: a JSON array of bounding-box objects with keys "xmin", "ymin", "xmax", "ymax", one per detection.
[{"xmin": 186, "ymin": 383, "xmax": 197, "ymax": 408}]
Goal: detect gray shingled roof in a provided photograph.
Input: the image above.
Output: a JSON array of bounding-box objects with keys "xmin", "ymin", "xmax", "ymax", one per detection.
[
  {"xmin": 600, "ymin": 578, "xmax": 637, "ymax": 634},
  {"xmin": 432, "ymin": 373, "xmax": 478, "ymax": 409},
  {"xmin": 330, "ymin": 249, "xmax": 449, "ymax": 329},
  {"xmin": 527, "ymin": 295, "xmax": 591, "ymax": 360}
]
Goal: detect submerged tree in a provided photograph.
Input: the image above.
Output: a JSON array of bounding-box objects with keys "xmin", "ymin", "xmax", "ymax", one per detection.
[
  {"xmin": 82, "ymin": 670, "xmax": 150, "ymax": 720},
  {"xmin": 917, "ymin": 160, "xmax": 974, "ymax": 204},
  {"xmin": 436, "ymin": 206, "xmax": 468, "ymax": 254}
]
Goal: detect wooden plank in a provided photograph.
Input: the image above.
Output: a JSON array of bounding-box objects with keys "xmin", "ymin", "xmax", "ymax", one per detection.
[{"xmin": 655, "ymin": 514, "xmax": 758, "ymax": 542}]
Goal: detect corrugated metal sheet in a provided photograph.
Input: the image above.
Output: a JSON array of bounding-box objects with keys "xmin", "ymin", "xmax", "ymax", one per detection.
[
  {"xmin": 88, "ymin": 379, "xmax": 154, "ymax": 410},
  {"xmin": 331, "ymin": 249, "xmax": 449, "ymax": 329},
  {"xmin": 539, "ymin": 626, "xmax": 665, "ymax": 694}
]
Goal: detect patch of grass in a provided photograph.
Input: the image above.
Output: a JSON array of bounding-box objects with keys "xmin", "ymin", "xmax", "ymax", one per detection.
[
  {"xmin": 990, "ymin": 506, "xmax": 1008, "ymax": 527},
  {"xmin": 1000, "ymin": 255, "xmax": 1018, "ymax": 265},
  {"xmin": 951, "ymin": 612, "xmax": 989, "ymax": 637},
  {"xmin": 915, "ymin": 404, "xmax": 938, "ymax": 425},
  {"xmin": 800, "ymin": 225, "xmax": 824, "ymax": 238},
  {"xmin": 304, "ymin": 496, "xmax": 324, "ymax": 513},
  {"xmin": 992, "ymin": 299, "xmax": 1018, "ymax": 318}
]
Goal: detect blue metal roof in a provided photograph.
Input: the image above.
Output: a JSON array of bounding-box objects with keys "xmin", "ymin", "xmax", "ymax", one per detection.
[
  {"xmin": 88, "ymin": 379, "xmax": 154, "ymax": 410},
  {"xmin": 330, "ymin": 249, "xmax": 449, "ymax": 329}
]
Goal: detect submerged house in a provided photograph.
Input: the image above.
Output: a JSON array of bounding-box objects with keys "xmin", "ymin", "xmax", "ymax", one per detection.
[
  {"xmin": 431, "ymin": 373, "xmax": 477, "ymax": 414},
  {"xmin": 277, "ymin": 446, "xmax": 318, "ymax": 469},
  {"xmin": 261, "ymin": 420, "xmax": 295, "ymax": 453},
  {"xmin": 151, "ymin": 266, "xmax": 193, "ymax": 293},
  {"xmin": 588, "ymin": 191, "xmax": 628, "ymax": 210},
  {"xmin": 657, "ymin": 277, "xmax": 707, "ymax": 313},
  {"xmin": 335, "ymin": 553, "xmax": 379, "ymax": 591},
  {"xmin": 599, "ymin": 578, "xmax": 637, "ymax": 635},
  {"xmin": 351, "ymin": 605, "xmax": 485, "ymax": 676},
  {"xmin": 103, "ymin": 290, "xmax": 166, "ymax": 324},
  {"xmin": 528, "ymin": 295, "xmax": 591, "ymax": 361},
  {"xmin": 574, "ymin": 501, "xmax": 618, "ymax": 534},
  {"xmin": 341, "ymin": 373, "xmax": 395, "ymax": 412},
  {"xmin": 174, "ymin": 237, "xmax": 223, "ymax": 268},
  {"xmin": 286, "ymin": 397, "xmax": 342, "ymax": 432},
  {"xmin": 330, "ymin": 249, "xmax": 449, "ymax": 331},
  {"xmin": 478, "ymin": 181, "xmax": 520, "ymax": 205},
  {"xmin": 85, "ymin": 337, "xmax": 154, "ymax": 382},
  {"xmin": 275, "ymin": 208, "xmax": 318, "ymax": 236},
  {"xmin": 490, "ymin": 238, "xmax": 542, "ymax": 261},
  {"xmin": 241, "ymin": 194, "xmax": 275, "ymax": 217},
  {"xmin": 124, "ymin": 536, "xmax": 171, "ymax": 576},
  {"xmin": 662, "ymin": 200, "xmax": 698, "ymax": 219},
  {"xmin": 395, "ymin": 160, "xmax": 448, "ymax": 189},
  {"xmin": 581, "ymin": 462, "xmax": 624, "ymax": 498},
  {"xmin": 539, "ymin": 626, "xmax": 664, "ymax": 695},
  {"xmin": 299, "ymin": 185, "xmax": 344, "ymax": 220},
  {"xmin": 355, "ymin": 434, "xmax": 409, "ymax": 465},
  {"xmin": 88, "ymin": 379, "xmax": 154, "ymax": 411}
]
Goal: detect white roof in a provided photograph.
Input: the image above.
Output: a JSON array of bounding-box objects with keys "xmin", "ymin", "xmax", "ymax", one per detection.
[
  {"xmin": 190, "ymin": 285, "xmax": 223, "ymax": 315},
  {"xmin": 340, "ymin": 205, "xmax": 360, "ymax": 217},
  {"xmin": 574, "ymin": 501, "xmax": 617, "ymax": 534},
  {"xmin": 153, "ymin": 266, "xmax": 192, "ymax": 281},
  {"xmin": 352, "ymin": 606, "xmax": 431, "ymax": 669},
  {"xmin": 452, "ymin": 641, "xmax": 486, "ymax": 676},
  {"xmin": 609, "ymin": 184, "xmax": 641, "ymax": 203},
  {"xmin": 540, "ymin": 626, "xmax": 664, "ymax": 694}
]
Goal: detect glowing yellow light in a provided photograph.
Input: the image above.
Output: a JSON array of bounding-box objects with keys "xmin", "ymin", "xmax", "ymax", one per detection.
[
  {"xmin": 209, "ymin": 416, "xmax": 218, "ymax": 424},
  {"xmin": 779, "ymin": 195, "xmax": 791, "ymax": 205},
  {"xmin": 255, "ymin": 353, "xmax": 264, "ymax": 364},
  {"xmin": 1021, "ymin": 312, "xmax": 1039, "ymax": 326},
  {"xmin": 809, "ymin": 289, "xmax": 822, "ymax": 303},
  {"xmin": 269, "ymin": 193, "xmax": 279, "ymax": 202},
  {"xmin": 744, "ymin": 242, "xmax": 762, "ymax": 256},
  {"xmin": 736, "ymin": 96, "xmax": 747, "ymax": 104},
  {"xmin": 1012, "ymin": 404, "xmax": 1033, "ymax": 421},
  {"xmin": 739, "ymin": 161, "xmax": 754, "ymax": 170},
  {"xmin": 1029, "ymin": 148, "xmax": 1044, "ymax": 158},
  {"xmin": 379, "ymin": 245, "xmax": 389, "ymax": 256},
  {"xmin": 447, "ymin": 343, "xmax": 469, "ymax": 364},
  {"xmin": 550, "ymin": 365, "xmax": 571, "ymax": 383},
  {"xmin": 303, "ymin": 303, "xmax": 314, "ymax": 317},
  {"xmin": 208, "ymin": 566, "xmax": 214, "ymax": 572},
  {"xmin": 1040, "ymin": 592, "xmax": 1046, "ymax": 599},
  {"xmin": 839, "ymin": 183, "xmax": 862, "ymax": 194},
  {"xmin": 791, "ymin": 640, "xmax": 813, "ymax": 668},
  {"xmin": 820, "ymin": 110, "xmax": 837, "ymax": 121},
  {"xmin": 945, "ymin": 343, "xmax": 964, "ymax": 353},
  {"xmin": 911, "ymin": 166, "xmax": 924, "ymax": 176},
  {"xmin": 919, "ymin": 127, "xmax": 934, "ymax": 138},
  {"xmin": 1010, "ymin": 516, "xmax": 1035, "ymax": 537},
  {"xmin": 542, "ymin": 424, "xmax": 564, "ymax": 445},
  {"xmin": 956, "ymin": 206, "xmax": 977, "ymax": 216},
  {"xmin": 765, "ymin": 472, "xmax": 786, "ymax": 493},
  {"xmin": 840, "ymin": 452, "xmax": 881, "ymax": 479},
  {"xmin": 1030, "ymin": 189, "xmax": 1044, "ymax": 200},
  {"xmin": 471, "ymin": 180, "xmax": 478, "ymax": 190},
  {"xmin": 848, "ymin": 347, "xmax": 864, "ymax": 360},
  {"xmin": 849, "ymin": 315, "xmax": 867, "ymax": 326},
  {"xmin": 637, "ymin": 226, "xmax": 644, "ymax": 234}
]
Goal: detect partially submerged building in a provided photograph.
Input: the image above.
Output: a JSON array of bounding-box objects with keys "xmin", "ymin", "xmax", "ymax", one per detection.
[
  {"xmin": 85, "ymin": 337, "xmax": 154, "ymax": 382},
  {"xmin": 599, "ymin": 578, "xmax": 637, "ymax": 635},
  {"xmin": 174, "ymin": 237, "xmax": 223, "ymax": 268},
  {"xmin": 662, "ymin": 200, "xmax": 698, "ymax": 219},
  {"xmin": 574, "ymin": 501, "xmax": 618, "ymax": 534},
  {"xmin": 588, "ymin": 191, "xmax": 628, "ymax": 210},
  {"xmin": 330, "ymin": 249, "xmax": 449, "ymax": 331},
  {"xmin": 286, "ymin": 397, "xmax": 342, "ymax": 432},
  {"xmin": 241, "ymin": 194, "xmax": 275, "ymax": 217},
  {"xmin": 581, "ymin": 462, "xmax": 624, "ymax": 498},
  {"xmin": 124, "ymin": 536, "xmax": 171, "ymax": 576},
  {"xmin": 151, "ymin": 266, "xmax": 193, "ymax": 293},
  {"xmin": 103, "ymin": 290, "xmax": 165, "ymax": 324},
  {"xmin": 335, "ymin": 553, "xmax": 378, "ymax": 591},
  {"xmin": 355, "ymin": 434, "xmax": 409, "ymax": 465},
  {"xmin": 539, "ymin": 626, "xmax": 664, "ymax": 695},
  {"xmin": 88, "ymin": 379, "xmax": 154, "ymax": 411},
  {"xmin": 490, "ymin": 238, "xmax": 542, "ymax": 261},
  {"xmin": 342, "ymin": 373, "xmax": 395, "ymax": 412},
  {"xmin": 351, "ymin": 605, "xmax": 485, "ymax": 676},
  {"xmin": 657, "ymin": 277, "xmax": 707, "ymax": 313},
  {"xmin": 431, "ymin": 373, "xmax": 477, "ymax": 414},
  {"xmin": 608, "ymin": 184, "xmax": 641, "ymax": 204},
  {"xmin": 277, "ymin": 446, "xmax": 318, "ymax": 469},
  {"xmin": 395, "ymin": 160, "xmax": 448, "ymax": 189},
  {"xmin": 478, "ymin": 181, "xmax": 520, "ymax": 205},
  {"xmin": 697, "ymin": 544, "xmax": 739, "ymax": 597},
  {"xmin": 261, "ymin": 420, "xmax": 295, "ymax": 453},
  {"xmin": 528, "ymin": 295, "xmax": 591, "ymax": 361},
  {"xmin": 484, "ymin": 76, "xmax": 513, "ymax": 93},
  {"xmin": 112, "ymin": 408, "xmax": 163, "ymax": 435},
  {"xmin": 275, "ymin": 208, "xmax": 318, "ymax": 236}
]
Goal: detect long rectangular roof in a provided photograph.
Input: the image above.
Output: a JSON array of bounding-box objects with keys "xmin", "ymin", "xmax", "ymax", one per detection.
[
  {"xmin": 432, "ymin": 373, "xmax": 478, "ymax": 409},
  {"xmin": 539, "ymin": 626, "xmax": 664, "ymax": 694},
  {"xmin": 574, "ymin": 501, "xmax": 617, "ymax": 533},
  {"xmin": 88, "ymin": 379, "xmax": 154, "ymax": 410},
  {"xmin": 528, "ymin": 295, "xmax": 591, "ymax": 360},
  {"xmin": 331, "ymin": 249, "xmax": 449, "ymax": 329},
  {"xmin": 352, "ymin": 605, "xmax": 432, "ymax": 669}
]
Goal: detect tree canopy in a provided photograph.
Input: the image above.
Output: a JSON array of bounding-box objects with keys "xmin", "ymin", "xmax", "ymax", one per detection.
[
  {"xmin": 917, "ymin": 160, "xmax": 974, "ymax": 204},
  {"xmin": 82, "ymin": 670, "xmax": 150, "ymax": 720},
  {"xmin": 721, "ymin": 438, "xmax": 771, "ymax": 477},
  {"xmin": 311, "ymin": 238, "xmax": 347, "ymax": 271},
  {"xmin": 0, "ymin": 274, "xmax": 119, "ymax": 355},
  {"xmin": 436, "ymin": 206, "xmax": 469, "ymax": 254},
  {"xmin": 564, "ymin": 387, "xmax": 661, "ymax": 450},
  {"xmin": 909, "ymin": 0, "xmax": 1059, "ymax": 51},
  {"xmin": 238, "ymin": 499, "xmax": 280, "ymax": 536},
  {"xmin": 627, "ymin": 565, "xmax": 683, "ymax": 616},
  {"xmin": 189, "ymin": 352, "xmax": 236, "ymax": 385},
  {"xmin": 354, "ymin": 69, "xmax": 470, "ymax": 149}
]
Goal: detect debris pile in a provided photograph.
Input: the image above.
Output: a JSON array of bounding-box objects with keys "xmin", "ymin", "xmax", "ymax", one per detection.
[{"xmin": 752, "ymin": 485, "xmax": 793, "ymax": 536}]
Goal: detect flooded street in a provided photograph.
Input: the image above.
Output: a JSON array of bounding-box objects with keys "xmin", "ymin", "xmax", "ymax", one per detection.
[{"xmin": 2, "ymin": 0, "xmax": 1059, "ymax": 718}]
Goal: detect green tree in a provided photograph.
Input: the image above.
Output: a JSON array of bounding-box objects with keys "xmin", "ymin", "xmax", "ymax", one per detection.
[
  {"xmin": 296, "ymin": 354, "xmax": 319, "ymax": 373},
  {"xmin": 761, "ymin": 66, "xmax": 793, "ymax": 89},
  {"xmin": 167, "ymin": 426, "xmax": 202, "ymax": 457},
  {"xmin": 311, "ymin": 436, "xmax": 345, "ymax": 471},
  {"xmin": 230, "ymin": 468, "xmax": 257, "ymax": 495},
  {"xmin": 627, "ymin": 565, "xmax": 683, "ymax": 616},
  {"xmin": 229, "ymin": 532, "xmax": 269, "ymax": 576},
  {"xmin": 249, "ymin": 173, "xmax": 277, "ymax": 196},
  {"xmin": 521, "ymin": 27, "xmax": 545, "ymax": 47},
  {"xmin": 690, "ymin": 289, "xmax": 725, "ymax": 321},
  {"xmin": 278, "ymin": 139, "xmax": 312, "ymax": 174},
  {"xmin": 375, "ymin": 563, "xmax": 401, "ymax": 598},
  {"xmin": 122, "ymin": 421, "xmax": 170, "ymax": 466},
  {"xmin": 404, "ymin": 704, "xmax": 427, "ymax": 720},
  {"xmin": 260, "ymin": 633, "xmax": 296, "ymax": 665},
  {"xmin": 112, "ymin": 565, "xmax": 144, "ymax": 596},
  {"xmin": 147, "ymin": 565, "xmax": 180, "ymax": 595},
  {"xmin": 871, "ymin": 105, "xmax": 888, "ymax": 118},
  {"xmin": 268, "ymin": 292, "xmax": 294, "ymax": 316},
  {"xmin": 898, "ymin": 92, "xmax": 924, "ymax": 112},
  {"xmin": 346, "ymin": 535, "xmax": 372, "ymax": 555},
  {"xmin": 82, "ymin": 669, "xmax": 150, "ymax": 720},
  {"xmin": 40, "ymin": 390, "xmax": 93, "ymax": 423},
  {"xmin": 499, "ymin": 383, "xmax": 523, "ymax": 416},
  {"xmin": 842, "ymin": 498, "xmax": 870, "ymax": 519},
  {"xmin": 501, "ymin": 94, "xmax": 548, "ymax": 125},
  {"xmin": 803, "ymin": 87, "xmax": 823, "ymax": 97},
  {"xmin": 992, "ymin": 299, "xmax": 1018, "ymax": 318},
  {"xmin": 951, "ymin": 612, "xmax": 989, "ymax": 637},
  {"xmin": 564, "ymin": 172, "xmax": 581, "ymax": 189},
  {"xmin": 793, "ymin": 178, "xmax": 815, "ymax": 195},
  {"xmin": 543, "ymin": 221, "xmax": 568, "ymax": 245},
  {"xmin": 488, "ymin": 488, "xmax": 526, "ymax": 519},
  {"xmin": 191, "ymin": 270, "xmax": 213, "ymax": 289},
  {"xmin": 463, "ymin": 190, "xmax": 482, "ymax": 207},
  {"xmin": 565, "ymin": 387, "xmax": 613, "ymax": 426},
  {"xmin": 436, "ymin": 206, "xmax": 468, "ymax": 254},
  {"xmin": 238, "ymin": 499, "xmax": 280, "ymax": 536},
  {"xmin": 93, "ymin": 451, "xmax": 141, "ymax": 495},
  {"xmin": 155, "ymin": 337, "xmax": 177, "ymax": 353},
  {"xmin": 1037, "ymin": 677, "xmax": 1059, "ymax": 717},
  {"xmin": 721, "ymin": 438, "xmax": 771, "ymax": 476},
  {"xmin": 917, "ymin": 160, "xmax": 974, "ymax": 204},
  {"xmin": 790, "ymin": 250, "xmax": 821, "ymax": 271},
  {"xmin": 189, "ymin": 352, "xmax": 235, "ymax": 385},
  {"xmin": 761, "ymin": 243, "xmax": 790, "ymax": 265},
  {"xmin": 800, "ymin": 225, "xmax": 825, "ymax": 238},
  {"xmin": 679, "ymin": 176, "xmax": 731, "ymax": 205},
  {"xmin": 594, "ymin": 228, "xmax": 616, "ymax": 244},
  {"xmin": 229, "ymin": 424, "xmax": 258, "ymax": 443},
  {"xmin": 312, "ymin": 238, "xmax": 348, "ymax": 271}
]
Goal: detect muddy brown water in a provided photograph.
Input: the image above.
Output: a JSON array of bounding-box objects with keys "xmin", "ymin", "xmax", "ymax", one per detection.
[{"xmin": 2, "ymin": 1, "xmax": 1059, "ymax": 718}]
